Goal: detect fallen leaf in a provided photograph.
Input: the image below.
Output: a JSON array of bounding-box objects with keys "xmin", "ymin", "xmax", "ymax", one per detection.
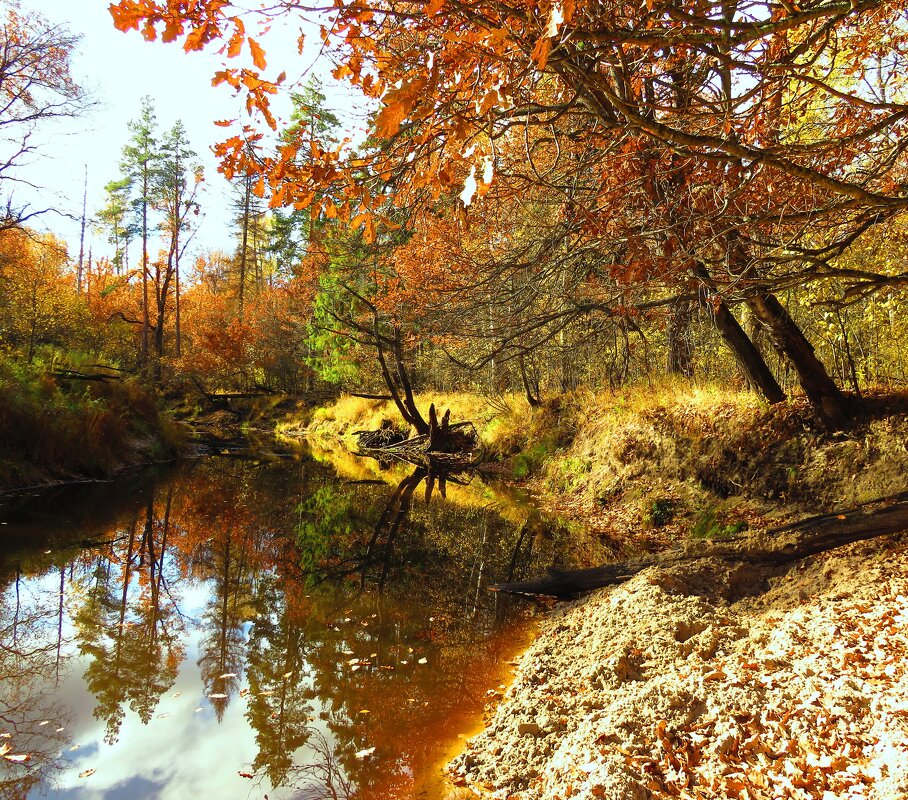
[
  {"xmin": 209, "ymin": 693, "xmax": 228, "ymax": 699},
  {"xmin": 79, "ymin": 769, "xmax": 95, "ymax": 778},
  {"xmin": 4, "ymin": 754, "xmax": 31, "ymax": 763},
  {"xmin": 238, "ymin": 771, "xmax": 254, "ymax": 779}
]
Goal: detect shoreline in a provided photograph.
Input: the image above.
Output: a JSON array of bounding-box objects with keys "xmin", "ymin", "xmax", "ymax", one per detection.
[{"xmin": 447, "ymin": 533, "xmax": 908, "ymax": 799}]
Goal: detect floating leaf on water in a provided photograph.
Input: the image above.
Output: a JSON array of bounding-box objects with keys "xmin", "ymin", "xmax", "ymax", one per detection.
[
  {"xmin": 55, "ymin": 728, "xmax": 64, "ymax": 733},
  {"xmin": 351, "ymin": 665, "xmax": 361, "ymax": 673},
  {"xmin": 400, "ymin": 660, "xmax": 408, "ymax": 665},
  {"xmin": 38, "ymin": 721, "xmax": 49, "ymax": 727},
  {"xmin": 258, "ymin": 690, "xmax": 275, "ymax": 696},
  {"xmin": 239, "ymin": 688, "xmax": 249, "ymax": 696},
  {"xmin": 218, "ymin": 673, "xmax": 237, "ymax": 680},
  {"xmin": 157, "ymin": 713, "xmax": 172, "ymax": 719},
  {"xmin": 194, "ymin": 708, "xmax": 204, "ymax": 713},
  {"xmin": 283, "ymin": 671, "xmax": 293, "ymax": 679},
  {"xmin": 0, "ymin": 743, "xmax": 9, "ymax": 756},
  {"xmin": 171, "ymin": 691, "xmax": 183, "ymax": 698},
  {"xmin": 208, "ymin": 693, "xmax": 228, "ymax": 699},
  {"xmin": 69, "ymin": 745, "xmax": 80, "ymax": 751},
  {"xmin": 342, "ymin": 649, "xmax": 354, "ymax": 656},
  {"xmin": 238, "ymin": 771, "xmax": 254, "ymax": 779},
  {"xmin": 0, "ymin": 733, "xmax": 11, "ymax": 738},
  {"xmin": 78, "ymin": 768, "xmax": 95, "ymax": 778},
  {"xmin": 354, "ymin": 747, "xmax": 376, "ymax": 759},
  {"xmin": 4, "ymin": 753, "xmax": 30, "ymax": 763},
  {"xmin": 418, "ymin": 658, "xmax": 428, "ymax": 665}
]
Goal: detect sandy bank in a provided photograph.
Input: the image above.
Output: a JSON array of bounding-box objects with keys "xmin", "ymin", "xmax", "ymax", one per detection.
[{"xmin": 450, "ymin": 533, "xmax": 908, "ymax": 799}]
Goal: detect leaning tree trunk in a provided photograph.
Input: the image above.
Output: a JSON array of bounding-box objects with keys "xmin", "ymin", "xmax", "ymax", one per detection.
[
  {"xmin": 693, "ymin": 264, "xmax": 785, "ymax": 404},
  {"xmin": 373, "ymin": 316, "xmax": 430, "ymax": 435},
  {"xmin": 745, "ymin": 292, "xmax": 849, "ymax": 429}
]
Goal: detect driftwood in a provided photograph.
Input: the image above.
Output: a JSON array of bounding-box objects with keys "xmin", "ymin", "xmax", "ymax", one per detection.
[
  {"xmin": 353, "ymin": 403, "xmax": 482, "ymax": 469},
  {"xmin": 493, "ymin": 491, "xmax": 908, "ymax": 597}
]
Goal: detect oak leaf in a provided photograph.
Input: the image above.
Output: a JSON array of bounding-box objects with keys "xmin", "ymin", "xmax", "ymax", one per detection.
[{"xmin": 374, "ymin": 78, "xmax": 426, "ymax": 138}]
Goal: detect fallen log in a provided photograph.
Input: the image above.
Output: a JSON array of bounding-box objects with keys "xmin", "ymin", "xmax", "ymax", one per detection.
[
  {"xmin": 52, "ymin": 369, "xmax": 119, "ymax": 382},
  {"xmin": 493, "ymin": 491, "xmax": 908, "ymax": 597}
]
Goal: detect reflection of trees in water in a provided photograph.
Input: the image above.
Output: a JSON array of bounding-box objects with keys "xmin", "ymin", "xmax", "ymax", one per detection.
[
  {"xmin": 0, "ymin": 455, "xmax": 566, "ymax": 799},
  {"xmin": 0, "ymin": 564, "xmax": 74, "ymax": 797},
  {"xmin": 244, "ymin": 573, "xmax": 316, "ymax": 787},
  {"xmin": 196, "ymin": 526, "xmax": 255, "ymax": 721},
  {"xmin": 75, "ymin": 488, "xmax": 185, "ymax": 743}
]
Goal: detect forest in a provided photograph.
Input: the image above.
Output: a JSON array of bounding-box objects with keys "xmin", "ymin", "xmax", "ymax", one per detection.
[
  {"xmin": 1, "ymin": 0, "xmax": 907, "ymax": 438},
  {"xmin": 2, "ymin": 0, "xmax": 908, "ymax": 798}
]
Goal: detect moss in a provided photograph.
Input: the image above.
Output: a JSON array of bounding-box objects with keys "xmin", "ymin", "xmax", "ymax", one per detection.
[{"xmin": 689, "ymin": 508, "xmax": 748, "ymax": 540}]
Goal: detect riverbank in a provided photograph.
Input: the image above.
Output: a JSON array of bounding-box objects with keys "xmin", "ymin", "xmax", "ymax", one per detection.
[
  {"xmin": 298, "ymin": 385, "xmax": 908, "ymax": 532},
  {"xmin": 449, "ymin": 531, "xmax": 908, "ymax": 798},
  {"xmin": 0, "ymin": 360, "xmax": 185, "ymax": 492},
  {"xmin": 300, "ymin": 385, "xmax": 908, "ymax": 799}
]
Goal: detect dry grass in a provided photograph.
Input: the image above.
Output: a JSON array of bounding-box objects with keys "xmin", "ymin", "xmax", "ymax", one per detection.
[{"xmin": 300, "ymin": 382, "xmax": 908, "ymax": 536}]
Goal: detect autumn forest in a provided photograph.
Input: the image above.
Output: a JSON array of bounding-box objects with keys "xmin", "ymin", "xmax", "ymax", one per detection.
[{"xmin": 3, "ymin": 0, "xmax": 908, "ymax": 797}]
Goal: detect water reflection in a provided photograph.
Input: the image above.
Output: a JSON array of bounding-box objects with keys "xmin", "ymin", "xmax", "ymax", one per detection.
[{"xmin": 0, "ymin": 445, "xmax": 611, "ymax": 799}]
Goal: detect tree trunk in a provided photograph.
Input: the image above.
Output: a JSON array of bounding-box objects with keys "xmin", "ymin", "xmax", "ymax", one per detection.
[
  {"xmin": 666, "ymin": 297, "xmax": 694, "ymax": 378},
  {"xmin": 519, "ymin": 353, "xmax": 540, "ymax": 407},
  {"xmin": 745, "ymin": 292, "xmax": 849, "ymax": 429},
  {"xmin": 693, "ymin": 264, "xmax": 785, "ymax": 404}
]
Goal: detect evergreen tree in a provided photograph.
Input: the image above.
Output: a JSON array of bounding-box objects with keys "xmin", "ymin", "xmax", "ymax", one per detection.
[{"xmin": 120, "ymin": 97, "xmax": 160, "ymax": 369}]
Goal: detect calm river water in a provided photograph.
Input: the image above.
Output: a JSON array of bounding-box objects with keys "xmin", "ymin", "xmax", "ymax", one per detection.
[{"xmin": 0, "ymin": 440, "xmax": 611, "ymax": 799}]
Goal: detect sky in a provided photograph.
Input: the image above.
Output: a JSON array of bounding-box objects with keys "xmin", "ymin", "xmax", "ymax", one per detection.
[{"xmin": 12, "ymin": 0, "xmax": 367, "ymax": 262}]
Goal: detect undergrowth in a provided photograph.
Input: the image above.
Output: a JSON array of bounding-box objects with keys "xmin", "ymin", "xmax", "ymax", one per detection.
[{"xmin": 0, "ymin": 356, "xmax": 184, "ymax": 489}]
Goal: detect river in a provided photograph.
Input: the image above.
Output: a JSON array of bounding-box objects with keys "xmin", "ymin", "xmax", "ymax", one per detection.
[{"xmin": 0, "ymin": 439, "xmax": 612, "ymax": 799}]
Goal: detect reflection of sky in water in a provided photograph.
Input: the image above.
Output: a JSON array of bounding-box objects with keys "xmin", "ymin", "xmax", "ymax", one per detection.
[
  {"xmin": 20, "ymin": 575, "xmax": 316, "ymax": 800},
  {"xmin": 1, "ymin": 453, "xmax": 603, "ymax": 799}
]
